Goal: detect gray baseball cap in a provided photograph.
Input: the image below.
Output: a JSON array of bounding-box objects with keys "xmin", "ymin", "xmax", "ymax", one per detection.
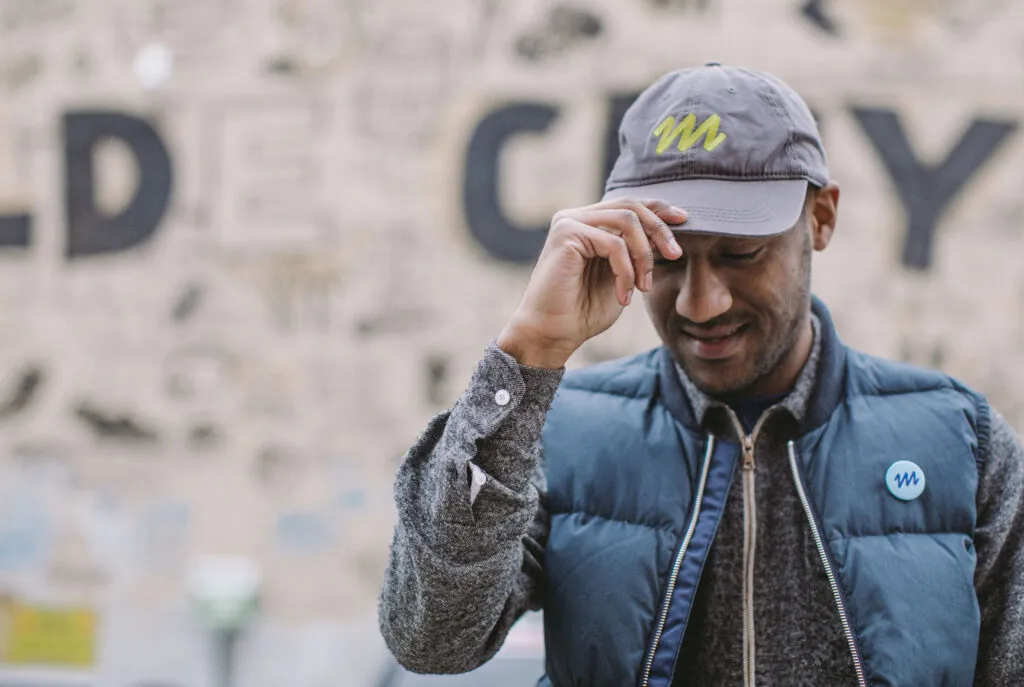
[{"xmin": 603, "ymin": 63, "xmax": 828, "ymax": 237}]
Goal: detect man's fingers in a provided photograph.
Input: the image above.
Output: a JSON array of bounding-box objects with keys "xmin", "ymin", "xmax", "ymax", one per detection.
[
  {"xmin": 551, "ymin": 196, "xmax": 690, "ymax": 298},
  {"xmin": 640, "ymin": 198, "xmax": 688, "ymax": 226},
  {"xmin": 626, "ymin": 199, "xmax": 686, "ymax": 261},
  {"xmin": 588, "ymin": 198, "xmax": 687, "ymax": 265},
  {"xmin": 567, "ymin": 209, "xmax": 654, "ymax": 292},
  {"xmin": 562, "ymin": 220, "xmax": 635, "ymax": 306}
]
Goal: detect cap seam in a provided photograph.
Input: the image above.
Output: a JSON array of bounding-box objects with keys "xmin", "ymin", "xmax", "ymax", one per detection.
[
  {"xmin": 681, "ymin": 68, "xmax": 708, "ymax": 176},
  {"xmin": 749, "ymin": 70, "xmax": 801, "ymax": 170},
  {"xmin": 606, "ymin": 172, "xmax": 814, "ymax": 189}
]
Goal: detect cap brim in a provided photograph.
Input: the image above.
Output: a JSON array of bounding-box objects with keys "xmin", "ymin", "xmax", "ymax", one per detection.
[{"xmin": 602, "ymin": 179, "xmax": 808, "ymax": 237}]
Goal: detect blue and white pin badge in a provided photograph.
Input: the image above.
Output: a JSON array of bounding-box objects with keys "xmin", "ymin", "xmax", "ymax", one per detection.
[{"xmin": 886, "ymin": 461, "xmax": 926, "ymax": 501}]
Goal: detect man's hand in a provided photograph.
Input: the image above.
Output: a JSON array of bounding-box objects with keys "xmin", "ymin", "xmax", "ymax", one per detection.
[{"xmin": 497, "ymin": 198, "xmax": 686, "ymax": 368}]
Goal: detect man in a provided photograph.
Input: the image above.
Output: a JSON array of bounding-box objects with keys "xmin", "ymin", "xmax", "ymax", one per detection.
[{"xmin": 378, "ymin": 64, "xmax": 1024, "ymax": 686}]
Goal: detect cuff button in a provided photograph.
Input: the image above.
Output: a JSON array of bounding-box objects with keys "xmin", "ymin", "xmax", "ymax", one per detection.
[{"xmin": 494, "ymin": 389, "xmax": 511, "ymax": 406}]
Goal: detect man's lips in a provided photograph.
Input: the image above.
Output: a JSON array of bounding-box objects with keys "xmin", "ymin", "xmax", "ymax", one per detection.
[
  {"xmin": 682, "ymin": 323, "xmax": 747, "ymax": 342},
  {"xmin": 681, "ymin": 323, "xmax": 750, "ymax": 360}
]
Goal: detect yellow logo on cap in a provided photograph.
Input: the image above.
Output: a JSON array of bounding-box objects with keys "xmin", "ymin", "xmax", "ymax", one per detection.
[{"xmin": 653, "ymin": 114, "xmax": 727, "ymax": 154}]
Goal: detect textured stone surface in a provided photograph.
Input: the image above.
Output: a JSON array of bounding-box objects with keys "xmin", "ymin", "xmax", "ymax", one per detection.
[{"xmin": 0, "ymin": 0, "xmax": 1021, "ymax": 680}]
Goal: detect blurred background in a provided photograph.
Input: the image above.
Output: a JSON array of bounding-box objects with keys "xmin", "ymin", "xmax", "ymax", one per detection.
[{"xmin": 0, "ymin": 0, "xmax": 1021, "ymax": 684}]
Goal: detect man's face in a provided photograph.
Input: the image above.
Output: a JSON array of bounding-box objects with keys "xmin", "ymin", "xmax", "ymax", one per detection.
[{"xmin": 645, "ymin": 205, "xmax": 815, "ymax": 398}]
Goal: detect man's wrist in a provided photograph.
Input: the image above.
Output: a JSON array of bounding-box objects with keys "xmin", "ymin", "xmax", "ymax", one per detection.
[{"xmin": 496, "ymin": 325, "xmax": 573, "ymax": 369}]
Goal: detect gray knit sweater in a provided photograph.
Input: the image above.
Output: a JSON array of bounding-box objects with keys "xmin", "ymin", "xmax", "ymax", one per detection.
[{"xmin": 379, "ymin": 323, "xmax": 1024, "ymax": 685}]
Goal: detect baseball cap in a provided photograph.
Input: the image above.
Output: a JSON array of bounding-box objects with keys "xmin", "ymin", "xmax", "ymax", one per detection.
[{"xmin": 603, "ymin": 63, "xmax": 828, "ymax": 237}]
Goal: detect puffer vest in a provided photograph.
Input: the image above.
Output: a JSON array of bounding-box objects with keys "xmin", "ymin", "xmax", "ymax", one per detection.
[{"xmin": 536, "ymin": 299, "xmax": 989, "ymax": 686}]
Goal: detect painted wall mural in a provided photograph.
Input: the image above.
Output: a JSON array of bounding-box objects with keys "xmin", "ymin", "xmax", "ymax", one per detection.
[{"xmin": 0, "ymin": 0, "xmax": 1022, "ymax": 681}]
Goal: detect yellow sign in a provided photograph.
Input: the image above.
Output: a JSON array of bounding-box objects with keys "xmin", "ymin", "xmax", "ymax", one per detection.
[
  {"xmin": 653, "ymin": 113, "xmax": 727, "ymax": 154},
  {"xmin": 0, "ymin": 600, "xmax": 96, "ymax": 667}
]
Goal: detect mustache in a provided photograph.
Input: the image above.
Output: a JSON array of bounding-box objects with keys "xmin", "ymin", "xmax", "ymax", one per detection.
[{"xmin": 676, "ymin": 314, "xmax": 751, "ymax": 332}]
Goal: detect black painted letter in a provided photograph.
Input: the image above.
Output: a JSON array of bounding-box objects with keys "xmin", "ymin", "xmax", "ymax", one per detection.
[
  {"xmin": 852, "ymin": 107, "xmax": 1017, "ymax": 269},
  {"xmin": 0, "ymin": 214, "xmax": 31, "ymax": 248},
  {"xmin": 601, "ymin": 92, "xmax": 641, "ymax": 198},
  {"xmin": 463, "ymin": 103, "xmax": 559, "ymax": 263},
  {"xmin": 64, "ymin": 111, "xmax": 173, "ymax": 258}
]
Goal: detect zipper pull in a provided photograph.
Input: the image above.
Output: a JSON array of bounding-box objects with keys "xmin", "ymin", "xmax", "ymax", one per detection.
[{"xmin": 742, "ymin": 434, "xmax": 755, "ymax": 470}]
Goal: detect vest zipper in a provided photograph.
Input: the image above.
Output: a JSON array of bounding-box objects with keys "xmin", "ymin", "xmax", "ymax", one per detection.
[
  {"xmin": 786, "ymin": 441, "xmax": 868, "ymax": 687},
  {"xmin": 723, "ymin": 408, "xmax": 774, "ymax": 687},
  {"xmin": 639, "ymin": 435, "xmax": 716, "ymax": 687}
]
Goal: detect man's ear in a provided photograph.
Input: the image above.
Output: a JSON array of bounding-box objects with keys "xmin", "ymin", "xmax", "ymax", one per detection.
[{"xmin": 809, "ymin": 181, "xmax": 840, "ymax": 251}]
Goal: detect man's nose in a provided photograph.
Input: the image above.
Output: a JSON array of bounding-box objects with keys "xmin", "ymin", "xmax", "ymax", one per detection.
[{"xmin": 675, "ymin": 262, "xmax": 733, "ymax": 324}]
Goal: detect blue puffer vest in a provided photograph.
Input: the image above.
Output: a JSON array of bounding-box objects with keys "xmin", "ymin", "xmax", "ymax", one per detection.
[{"xmin": 535, "ymin": 298, "xmax": 989, "ymax": 686}]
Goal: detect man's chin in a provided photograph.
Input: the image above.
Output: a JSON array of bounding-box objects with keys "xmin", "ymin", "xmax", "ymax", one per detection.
[
  {"xmin": 675, "ymin": 354, "xmax": 757, "ymax": 398},
  {"xmin": 691, "ymin": 375, "xmax": 752, "ymax": 398}
]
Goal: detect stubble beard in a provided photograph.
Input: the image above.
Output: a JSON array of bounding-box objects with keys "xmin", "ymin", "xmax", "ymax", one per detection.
[{"xmin": 682, "ymin": 232, "xmax": 813, "ymax": 398}]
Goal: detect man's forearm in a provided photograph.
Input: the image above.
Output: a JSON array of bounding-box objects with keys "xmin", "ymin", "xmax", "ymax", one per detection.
[
  {"xmin": 974, "ymin": 408, "xmax": 1024, "ymax": 685},
  {"xmin": 378, "ymin": 343, "xmax": 563, "ymax": 674}
]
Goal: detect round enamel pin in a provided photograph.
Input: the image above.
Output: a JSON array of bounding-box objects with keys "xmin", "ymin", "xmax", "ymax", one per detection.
[{"xmin": 886, "ymin": 460, "xmax": 926, "ymax": 501}]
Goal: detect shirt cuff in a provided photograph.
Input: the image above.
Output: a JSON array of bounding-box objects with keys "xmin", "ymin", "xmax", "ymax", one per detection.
[{"xmin": 448, "ymin": 341, "xmax": 564, "ymax": 493}]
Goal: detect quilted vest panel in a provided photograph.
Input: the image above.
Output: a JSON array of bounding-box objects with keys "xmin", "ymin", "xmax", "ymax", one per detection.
[{"xmin": 791, "ymin": 350, "xmax": 984, "ymax": 686}]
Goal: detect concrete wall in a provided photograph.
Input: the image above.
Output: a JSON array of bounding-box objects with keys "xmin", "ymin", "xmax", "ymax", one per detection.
[{"xmin": 0, "ymin": 0, "xmax": 1022, "ymax": 683}]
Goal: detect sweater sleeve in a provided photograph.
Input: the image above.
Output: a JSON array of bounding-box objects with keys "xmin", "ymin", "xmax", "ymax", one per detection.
[
  {"xmin": 973, "ymin": 406, "xmax": 1024, "ymax": 685},
  {"xmin": 378, "ymin": 342, "xmax": 562, "ymax": 674}
]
